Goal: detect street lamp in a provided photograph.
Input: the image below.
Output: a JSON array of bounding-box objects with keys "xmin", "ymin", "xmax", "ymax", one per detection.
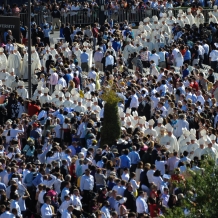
[{"xmin": 28, "ymin": 0, "xmax": 32, "ymax": 97}]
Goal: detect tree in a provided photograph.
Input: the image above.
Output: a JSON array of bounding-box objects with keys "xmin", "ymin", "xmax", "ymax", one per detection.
[
  {"xmin": 100, "ymin": 87, "xmax": 121, "ymax": 147},
  {"xmin": 165, "ymin": 157, "xmax": 218, "ymax": 218}
]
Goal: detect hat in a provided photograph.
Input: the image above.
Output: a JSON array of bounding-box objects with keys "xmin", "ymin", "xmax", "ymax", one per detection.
[
  {"xmin": 120, "ymin": 111, "xmax": 125, "ymax": 118},
  {"xmin": 59, "ymin": 92, "xmax": 64, "ymax": 98},
  {"xmin": 168, "ymin": 10, "xmax": 172, "ymax": 15},
  {"xmin": 210, "ymin": 134, "xmax": 216, "ymax": 140},
  {"xmin": 108, "ymin": 41, "xmax": 112, "ymax": 46},
  {"xmin": 157, "ymin": 117, "xmax": 163, "ymax": 124},
  {"xmin": 33, "ymin": 123, "xmax": 39, "ymax": 128},
  {"xmin": 78, "ymin": 98, "xmax": 82, "ymax": 103},
  {"xmin": 18, "ymin": 81, "xmax": 24, "ymax": 86},
  {"xmin": 144, "ymin": 17, "xmax": 149, "ymax": 22},
  {"xmin": 187, "ymin": 8, "xmax": 191, "ymax": 12},
  {"xmin": 141, "ymin": 33, "xmax": 146, "ymax": 38},
  {"xmin": 139, "ymin": 116, "xmax": 146, "ymax": 125},
  {"xmin": 186, "ymin": 137, "xmax": 191, "ymax": 143},
  {"xmin": 55, "ymin": 84, "xmax": 63, "ymax": 91},
  {"xmin": 214, "ymin": 5, "xmax": 217, "ymax": 9},
  {"xmin": 118, "ymin": 197, "xmax": 127, "ymax": 204},
  {"xmin": 166, "ymin": 124, "xmax": 173, "ymax": 132},
  {"xmin": 179, "ymin": 9, "xmax": 183, "ymax": 14},
  {"xmin": 50, "ymin": 44, "xmax": 55, "ymax": 49},
  {"xmin": 0, "ymin": 47, "xmax": 3, "ymax": 52},
  {"xmin": 84, "ymin": 92, "xmax": 92, "ymax": 100},
  {"xmin": 126, "ymin": 108, "xmax": 131, "ymax": 114},
  {"xmin": 83, "ymin": 41, "xmax": 88, "ymax": 46},
  {"xmin": 190, "ymin": 134, "xmax": 196, "ymax": 140},
  {"xmin": 43, "ymin": 87, "xmax": 49, "ymax": 94},
  {"xmin": 132, "ymin": 111, "xmax": 138, "ymax": 118},
  {"xmin": 93, "ymin": 97, "xmax": 98, "ymax": 103},
  {"xmin": 163, "ymin": 174, "xmax": 171, "ymax": 180},
  {"xmin": 65, "ymin": 92, "xmax": 70, "ymax": 98},
  {"xmin": 206, "ymin": 136, "xmax": 212, "ymax": 145},
  {"xmin": 6, "ymin": 119, "xmax": 13, "ymax": 124},
  {"xmin": 199, "ymin": 138, "xmax": 205, "ymax": 145},
  {"xmin": 80, "ymin": 112, "xmax": 84, "ymax": 116},
  {"xmin": 153, "ymin": 16, "xmax": 158, "ymax": 22},
  {"xmin": 190, "ymin": 129, "xmax": 196, "ymax": 136},
  {"xmin": 148, "ymin": 119, "xmax": 155, "ymax": 126},
  {"xmin": 200, "ymin": 129, "xmax": 206, "ymax": 137},
  {"xmin": 197, "ymin": 10, "xmax": 200, "ymax": 14},
  {"xmin": 86, "ymin": 102, "xmax": 92, "ymax": 107},
  {"xmin": 31, "ymin": 46, "xmax": 35, "ymax": 51}
]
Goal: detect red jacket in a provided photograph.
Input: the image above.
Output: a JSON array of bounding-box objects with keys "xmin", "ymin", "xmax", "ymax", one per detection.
[{"xmin": 28, "ymin": 103, "xmax": 40, "ymax": 116}]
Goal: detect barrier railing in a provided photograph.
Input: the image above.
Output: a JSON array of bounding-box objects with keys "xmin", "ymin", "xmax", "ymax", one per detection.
[{"xmin": 19, "ymin": 8, "xmax": 212, "ymax": 26}]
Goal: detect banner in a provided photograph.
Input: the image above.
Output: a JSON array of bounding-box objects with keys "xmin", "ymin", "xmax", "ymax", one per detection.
[{"xmin": 0, "ymin": 16, "xmax": 20, "ymax": 43}]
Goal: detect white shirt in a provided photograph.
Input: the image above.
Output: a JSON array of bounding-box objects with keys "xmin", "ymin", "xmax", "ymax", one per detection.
[
  {"xmin": 58, "ymin": 77, "xmax": 67, "ymax": 88},
  {"xmin": 59, "ymin": 200, "xmax": 72, "ymax": 214},
  {"xmin": 146, "ymin": 169, "xmax": 155, "ymax": 183},
  {"xmin": 41, "ymin": 203, "xmax": 53, "ymax": 218},
  {"xmin": 38, "ymin": 190, "xmax": 46, "ymax": 204},
  {"xmin": 155, "ymin": 160, "xmax": 166, "ymax": 175},
  {"xmin": 53, "ymin": 124, "xmax": 61, "ymax": 138},
  {"xmin": 61, "ymin": 209, "xmax": 72, "ymax": 218},
  {"xmin": 101, "ymin": 206, "xmax": 111, "ymax": 218},
  {"xmin": 209, "ymin": 50, "xmax": 218, "ymax": 61},
  {"xmin": 10, "ymin": 200, "xmax": 21, "ymax": 217},
  {"xmin": 0, "ymin": 211, "xmax": 15, "ymax": 218},
  {"xmin": 54, "ymin": 178, "xmax": 62, "ymax": 194},
  {"xmin": 88, "ymin": 70, "xmax": 97, "ymax": 80},
  {"xmin": 136, "ymin": 196, "xmax": 148, "ymax": 213},
  {"xmin": 130, "ymin": 94, "xmax": 139, "ymax": 108},
  {"xmin": 71, "ymin": 195, "xmax": 82, "ymax": 210},
  {"xmin": 105, "ymin": 55, "xmax": 114, "ymax": 66},
  {"xmin": 196, "ymin": 95, "xmax": 205, "ymax": 105},
  {"xmin": 150, "ymin": 53, "xmax": 160, "ymax": 65},
  {"xmin": 42, "ymin": 175, "xmax": 56, "ymax": 188}
]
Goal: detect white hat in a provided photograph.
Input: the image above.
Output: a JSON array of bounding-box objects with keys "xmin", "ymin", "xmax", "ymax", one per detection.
[
  {"xmin": 139, "ymin": 116, "xmax": 146, "ymax": 125},
  {"xmin": 126, "ymin": 38, "xmax": 131, "ymax": 42},
  {"xmin": 144, "ymin": 17, "xmax": 149, "ymax": 22},
  {"xmin": 31, "ymin": 46, "xmax": 35, "ymax": 51},
  {"xmin": 37, "ymin": 86, "xmax": 42, "ymax": 91},
  {"xmin": 163, "ymin": 174, "xmax": 171, "ymax": 180},
  {"xmin": 186, "ymin": 137, "xmax": 191, "ymax": 143},
  {"xmin": 126, "ymin": 117, "xmax": 132, "ymax": 123},
  {"xmin": 148, "ymin": 119, "xmax": 155, "ymax": 126},
  {"xmin": 78, "ymin": 98, "xmax": 82, "ymax": 103},
  {"xmin": 163, "ymin": 13, "xmax": 167, "ymax": 18},
  {"xmin": 206, "ymin": 136, "xmax": 212, "ymax": 145},
  {"xmin": 179, "ymin": 9, "xmax": 183, "ymax": 14},
  {"xmin": 50, "ymin": 44, "xmax": 55, "ymax": 49},
  {"xmin": 157, "ymin": 118, "xmax": 163, "ymax": 124},
  {"xmin": 84, "ymin": 92, "xmax": 92, "ymax": 100},
  {"xmin": 93, "ymin": 97, "xmax": 98, "ymax": 103},
  {"xmin": 190, "ymin": 134, "xmax": 196, "ymax": 140},
  {"xmin": 81, "ymin": 148, "xmax": 87, "ymax": 156},
  {"xmin": 18, "ymin": 81, "xmax": 24, "ymax": 86},
  {"xmin": 108, "ymin": 41, "xmax": 112, "ymax": 46},
  {"xmin": 45, "ymin": 45, "xmax": 50, "ymax": 51},
  {"xmin": 118, "ymin": 197, "xmax": 127, "ymax": 204},
  {"xmin": 132, "ymin": 111, "xmax": 138, "ymax": 117},
  {"xmin": 153, "ymin": 16, "xmax": 158, "ymax": 22},
  {"xmin": 126, "ymin": 108, "xmax": 131, "ymax": 114},
  {"xmin": 159, "ymin": 12, "xmax": 163, "ymax": 18},
  {"xmin": 200, "ymin": 129, "xmax": 206, "ymax": 137},
  {"xmin": 187, "ymin": 8, "xmax": 191, "ymax": 12},
  {"xmin": 208, "ymin": 11, "xmax": 212, "ymax": 16},
  {"xmin": 43, "ymin": 87, "xmax": 49, "ymax": 94},
  {"xmin": 120, "ymin": 112, "xmax": 125, "ymax": 118},
  {"xmin": 166, "ymin": 124, "xmax": 173, "ymax": 132},
  {"xmin": 65, "ymin": 92, "xmax": 71, "ymax": 98},
  {"xmin": 55, "ymin": 84, "xmax": 63, "ymax": 91},
  {"xmin": 83, "ymin": 41, "xmax": 88, "ymax": 46},
  {"xmin": 59, "ymin": 92, "xmax": 64, "ymax": 98},
  {"xmin": 146, "ymin": 35, "xmax": 150, "ymax": 40},
  {"xmin": 214, "ymin": 5, "xmax": 217, "ymax": 9},
  {"xmin": 210, "ymin": 134, "xmax": 216, "ymax": 140},
  {"xmin": 0, "ymin": 47, "xmax": 3, "ymax": 52},
  {"xmin": 197, "ymin": 10, "xmax": 200, "ymax": 14},
  {"xmin": 139, "ymin": 21, "xmax": 143, "ymax": 26},
  {"xmin": 141, "ymin": 33, "xmax": 146, "ymax": 38},
  {"xmin": 199, "ymin": 138, "xmax": 205, "ymax": 145},
  {"xmin": 190, "ymin": 129, "xmax": 196, "ymax": 136},
  {"xmin": 86, "ymin": 102, "xmax": 92, "ymax": 107},
  {"xmin": 13, "ymin": 45, "xmax": 18, "ymax": 51}
]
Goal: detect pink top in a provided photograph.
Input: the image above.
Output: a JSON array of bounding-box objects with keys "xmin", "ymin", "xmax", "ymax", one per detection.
[{"xmin": 50, "ymin": 73, "xmax": 59, "ymax": 85}]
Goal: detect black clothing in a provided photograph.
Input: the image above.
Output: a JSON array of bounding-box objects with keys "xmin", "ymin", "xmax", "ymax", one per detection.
[{"xmin": 123, "ymin": 189, "xmax": 136, "ymax": 212}]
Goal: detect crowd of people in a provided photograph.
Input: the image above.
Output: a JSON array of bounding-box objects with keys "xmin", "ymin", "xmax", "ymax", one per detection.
[{"xmin": 0, "ymin": 1, "xmax": 218, "ymax": 218}]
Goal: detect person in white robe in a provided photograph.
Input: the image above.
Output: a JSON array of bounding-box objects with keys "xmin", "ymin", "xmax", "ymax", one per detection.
[
  {"xmin": 39, "ymin": 87, "xmax": 52, "ymax": 105},
  {"xmin": 0, "ymin": 47, "xmax": 8, "ymax": 72},
  {"xmin": 21, "ymin": 48, "xmax": 28, "ymax": 79},
  {"xmin": 5, "ymin": 68, "xmax": 16, "ymax": 88},
  {"xmin": 144, "ymin": 119, "xmax": 158, "ymax": 138},
  {"xmin": 55, "ymin": 92, "xmax": 65, "ymax": 108},
  {"xmin": 31, "ymin": 47, "xmax": 41, "ymax": 76},
  {"xmin": 0, "ymin": 70, "xmax": 9, "ymax": 86},
  {"xmin": 193, "ymin": 138, "xmax": 205, "ymax": 160},
  {"xmin": 179, "ymin": 137, "xmax": 191, "ymax": 155},
  {"xmin": 123, "ymin": 39, "xmax": 135, "ymax": 61},
  {"xmin": 210, "ymin": 134, "xmax": 218, "ymax": 151},
  {"xmin": 16, "ymin": 81, "xmax": 29, "ymax": 99},
  {"xmin": 7, "ymin": 49, "xmax": 21, "ymax": 77},
  {"xmin": 63, "ymin": 92, "xmax": 74, "ymax": 108},
  {"xmin": 105, "ymin": 41, "xmax": 116, "ymax": 57},
  {"xmin": 154, "ymin": 117, "xmax": 164, "ymax": 136},
  {"xmin": 202, "ymin": 136, "xmax": 218, "ymax": 162},
  {"xmin": 74, "ymin": 44, "xmax": 82, "ymax": 66},
  {"xmin": 187, "ymin": 8, "xmax": 195, "ymax": 26},
  {"xmin": 50, "ymin": 44, "xmax": 58, "ymax": 61},
  {"xmin": 160, "ymin": 124, "xmax": 179, "ymax": 153},
  {"xmin": 83, "ymin": 41, "xmax": 93, "ymax": 69},
  {"xmin": 208, "ymin": 12, "xmax": 218, "ymax": 24},
  {"xmin": 13, "ymin": 45, "xmax": 22, "ymax": 78},
  {"xmin": 212, "ymin": 5, "xmax": 218, "ymax": 20},
  {"xmin": 74, "ymin": 98, "xmax": 86, "ymax": 113},
  {"xmin": 42, "ymin": 46, "xmax": 51, "ymax": 69},
  {"xmin": 195, "ymin": 10, "xmax": 204, "ymax": 27},
  {"xmin": 187, "ymin": 134, "xmax": 199, "ymax": 160},
  {"xmin": 32, "ymin": 86, "xmax": 43, "ymax": 101},
  {"xmin": 91, "ymin": 98, "xmax": 101, "ymax": 117},
  {"xmin": 182, "ymin": 13, "xmax": 190, "ymax": 26}
]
